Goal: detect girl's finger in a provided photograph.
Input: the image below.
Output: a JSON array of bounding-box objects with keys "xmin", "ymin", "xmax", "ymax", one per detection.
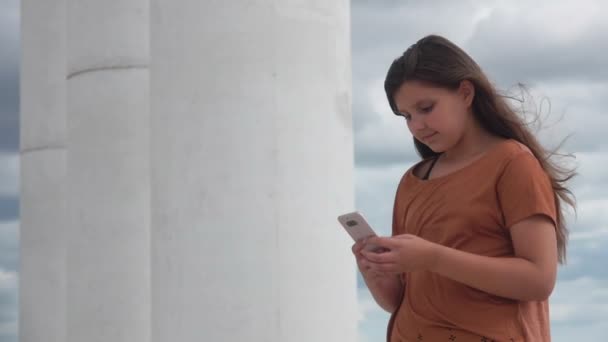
[
  {"xmin": 366, "ymin": 236, "xmax": 399, "ymax": 249},
  {"xmin": 361, "ymin": 249, "xmax": 396, "ymax": 264},
  {"xmin": 368, "ymin": 262, "xmax": 399, "ymax": 274},
  {"xmin": 351, "ymin": 241, "xmax": 364, "ymax": 255}
]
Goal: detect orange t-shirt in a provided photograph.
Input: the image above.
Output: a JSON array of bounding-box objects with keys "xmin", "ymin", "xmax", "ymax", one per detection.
[{"xmin": 387, "ymin": 139, "xmax": 557, "ymax": 342}]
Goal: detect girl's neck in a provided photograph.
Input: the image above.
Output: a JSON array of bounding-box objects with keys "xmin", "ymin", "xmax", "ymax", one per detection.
[{"xmin": 441, "ymin": 123, "xmax": 501, "ymax": 163}]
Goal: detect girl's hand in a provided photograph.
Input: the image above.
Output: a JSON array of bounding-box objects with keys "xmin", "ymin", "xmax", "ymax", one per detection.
[
  {"xmin": 351, "ymin": 238, "xmax": 392, "ymax": 279},
  {"xmin": 360, "ymin": 234, "xmax": 441, "ymax": 274}
]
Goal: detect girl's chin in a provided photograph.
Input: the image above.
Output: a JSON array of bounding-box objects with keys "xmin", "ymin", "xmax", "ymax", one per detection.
[{"xmin": 424, "ymin": 140, "xmax": 442, "ymax": 152}]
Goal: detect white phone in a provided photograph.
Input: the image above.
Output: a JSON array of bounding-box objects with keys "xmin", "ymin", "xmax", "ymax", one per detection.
[{"xmin": 337, "ymin": 211, "xmax": 382, "ymax": 252}]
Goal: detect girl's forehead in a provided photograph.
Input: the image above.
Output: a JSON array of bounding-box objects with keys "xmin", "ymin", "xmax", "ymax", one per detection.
[
  {"xmin": 397, "ymin": 80, "xmax": 443, "ymax": 96},
  {"xmin": 394, "ymin": 81, "xmax": 446, "ymax": 104}
]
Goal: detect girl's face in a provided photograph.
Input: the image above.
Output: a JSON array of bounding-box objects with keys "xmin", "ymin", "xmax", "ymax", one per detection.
[{"xmin": 392, "ymin": 80, "xmax": 474, "ymax": 153}]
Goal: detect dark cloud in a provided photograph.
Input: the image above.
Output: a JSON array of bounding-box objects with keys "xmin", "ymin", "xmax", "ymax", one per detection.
[
  {"xmin": 0, "ymin": 70, "xmax": 19, "ymax": 152},
  {"xmin": 0, "ymin": 0, "xmax": 20, "ymax": 153},
  {"xmin": 0, "ymin": 289, "xmax": 16, "ymax": 320},
  {"xmin": 0, "ymin": 221, "xmax": 18, "ymax": 272},
  {"xmin": 351, "ymin": 0, "xmax": 482, "ymax": 80},
  {"xmin": 0, "ymin": 198, "xmax": 18, "ymax": 222},
  {"xmin": 558, "ymin": 241, "xmax": 608, "ymax": 281},
  {"xmin": 0, "ymin": 332, "xmax": 16, "ymax": 342},
  {"xmin": 351, "ymin": 0, "xmax": 478, "ymax": 54},
  {"xmin": 0, "ymin": 280, "xmax": 17, "ymax": 342},
  {"xmin": 352, "ymin": 1, "xmax": 608, "ymax": 87}
]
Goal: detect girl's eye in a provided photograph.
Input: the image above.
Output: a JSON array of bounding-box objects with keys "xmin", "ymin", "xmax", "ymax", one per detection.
[{"xmin": 420, "ymin": 105, "xmax": 434, "ymax": 113}]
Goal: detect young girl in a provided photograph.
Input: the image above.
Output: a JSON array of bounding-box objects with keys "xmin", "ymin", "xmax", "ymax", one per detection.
[{"xmin": 352, "ymin": 35, "xmax": 576, "ymax": 342}]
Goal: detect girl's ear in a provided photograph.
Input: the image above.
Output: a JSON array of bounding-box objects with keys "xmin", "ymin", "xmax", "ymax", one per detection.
[{"xmin": 459, "ymin": 80, "xmax": 475, "ymax": 108}]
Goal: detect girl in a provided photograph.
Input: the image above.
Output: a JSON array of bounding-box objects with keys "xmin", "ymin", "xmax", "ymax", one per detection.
[{"xmin": 352, "ymin": 35, "xmax": 576, "ymax": 341}]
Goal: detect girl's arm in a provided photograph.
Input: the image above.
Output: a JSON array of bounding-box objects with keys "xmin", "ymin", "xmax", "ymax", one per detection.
[
  {"xmin": 429, "ymin": 214, "xmax": 558, "ymax": 301},
  {"xmin": 363, "ymin": 214, "xmax": 558, "ymax": 302},
  {"xmin": 353, "ymin": 240, "xmax": 404, "ymax": 313},
  {"xmin": 361, "ymin": 272, "xmax": 404, "ymax": 313}
]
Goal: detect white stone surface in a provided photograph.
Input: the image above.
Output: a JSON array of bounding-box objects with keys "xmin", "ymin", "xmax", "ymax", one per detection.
[
  {"xmin": 66, "ymin": 70, "xmax": 151, "ymax": 342},
  {"xmin": 20, "ymin": 152, "xmax": 67, "ymax": 342},
  {"xmin": 150, "ymin": 1, "xmax": 356, "ymax": 340},
  {"xmin": 22, "ymin": 1, "xmax": 356, "ymax": 341},
  {"xmin": 67, "ymin": 0, "xmax": 149, "ymax": 76},
  {"xmin": 19, "ymin": 0, "xmax": 67, "ymax": 342},
  {"xmin": 20, "ymin": 0, "xmax": 67, "ymax": 151},
  {"xmin": 65, "ymin": 1, "xmax": 151, "ymax": 342}
]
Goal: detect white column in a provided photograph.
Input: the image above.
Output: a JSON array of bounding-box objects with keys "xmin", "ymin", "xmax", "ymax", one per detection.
[
  {"xmin": 65, "ymin": 1, "xmax": 150, "ymax": 341},
  {"xmin": 23, "ymin": 1, "xmax": 356, "ymax": 341},
  {"xmin": 19, "ymin": 0, "xmax": 67, "ymax": 341},
  {"xmin": 150, "ymin": 1, "xmax": 357, "ymax": 341}
]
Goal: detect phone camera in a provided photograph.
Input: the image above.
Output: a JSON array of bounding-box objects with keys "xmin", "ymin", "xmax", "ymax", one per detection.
[{"xmin": 346, "ymin": 220, "xmax": 358, "ymax": 227}]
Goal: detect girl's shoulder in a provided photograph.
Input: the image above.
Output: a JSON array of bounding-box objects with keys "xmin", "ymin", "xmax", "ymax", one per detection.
[
  {"xmin": 501, "ymin": 138, "xmax": 535, "ymax": 158},
  {"xmin": 479, "ymin": 138, "xmax": 542, "ymax": 174},
  {"xmin": 496, "ymin": 139, "xmax": 543, "ymax": 171}
]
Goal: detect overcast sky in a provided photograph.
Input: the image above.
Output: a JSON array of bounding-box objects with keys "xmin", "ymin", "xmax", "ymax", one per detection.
[
  {"xmin": 0, "ymin": 0, "xmax": 19, "ymax": 340},
  {"xmin": 1, "ymin": 1, "xmax": 607, "ymax": 341},
  {"xmin": 351, "ymin": 1, "xmax": 608, "ymax": 341}
]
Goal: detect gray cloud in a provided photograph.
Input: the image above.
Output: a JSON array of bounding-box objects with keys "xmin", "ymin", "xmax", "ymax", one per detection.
[
  {"xmin": 0, "ymin": 153, "xmax": 18, "ymax": 198},
  {"xmin": 352, "ymin": 1, "xmax": 608, "ymax": 88},
  {"xmin": 0, "ymin": 13, "xmax": 24, "ymax": 339},
  {"xmin": 554, "ymin": 193, "xmax": 608, "ymax": 280},
  {"xmin": 558, "ymin": 242, "xmax": 608, "ymax": 281},
  {"xmin": 354, "ymin": 122, "xmax": 419, "ymax": 167},
  {"xmin": 0, "ymin": 198, "xmax": 18, "ymax": 222},
  {"xmin": 0, "ymin": 268, "xmax": 17, "ymax": 342},
  {"xmin": 0, "ymin": 155, "xmax": 18, "ymax": 277},
  {"xmin": 465, "ymin": 3, "xmax": 608, "ymax": 86},
  {"xmin": 0, "ymin": 0, "xmax": 19, "ymax": 70},
  {"xmin": 0, "ymin": 69, "xmax": 19, "ymax": 152},
  {"xmin": 0, "ymin": 292, "xmax": 16, "ymax": 322},
  {"xmin": 0, "ymin": 0, "xmax": 20, "ymax": 153},
  {"xmin": 351, "ymin": 0, "xmax": 482, "ymax": 58},
  {"xmin": 520, "ymin": 81, "xmax": 608, "ymax": 154},
  {"xmin": 352, "ymin": 81, "xmax": 381, "ymax": 133},
  {"xmin": 0, "ymin": 221, "xmax": 18, "ymax": 272}
]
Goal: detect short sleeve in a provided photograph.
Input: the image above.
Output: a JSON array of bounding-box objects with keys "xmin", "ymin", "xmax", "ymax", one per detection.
[{"xmin": 497, "ymin": 152, "xmax": 557, "ymax": 229}]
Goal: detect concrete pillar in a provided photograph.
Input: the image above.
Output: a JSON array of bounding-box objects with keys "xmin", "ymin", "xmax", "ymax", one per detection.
[
  {"xmin": 19, "ymin": 0, "xmax": 67, "ymax": 341},
  {"xmin": 22, "ymin": 1, "xmax": 356, "ymax": 341},
  {"xmin": 65, "ymin": 1, "xmax": 150, "ymax": 341},
  {"xmin": 150, "ymin": 1, "xmax": 357, "ymax": 341}
]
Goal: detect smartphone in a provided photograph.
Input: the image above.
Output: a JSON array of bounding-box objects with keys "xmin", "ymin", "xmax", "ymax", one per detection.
[{"xmin": 337, "ymin": 211, "xmax": 381, "ymax": 252}]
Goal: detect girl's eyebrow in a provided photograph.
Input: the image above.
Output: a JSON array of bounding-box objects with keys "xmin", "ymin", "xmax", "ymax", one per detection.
[{"xmin": 397, "ymin": 99, "xmax": 434, "ymax": 114}]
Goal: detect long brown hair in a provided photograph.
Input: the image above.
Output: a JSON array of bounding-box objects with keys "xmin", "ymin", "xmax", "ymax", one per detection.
[{"xmin": 384, "ymin": 34, "xmax": 576, "ymax": 263}]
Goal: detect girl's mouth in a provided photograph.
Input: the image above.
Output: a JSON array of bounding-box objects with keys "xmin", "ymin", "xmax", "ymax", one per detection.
[{"xmin": 422, "ymin": 132, "xmax": 437, "ymax": 141}]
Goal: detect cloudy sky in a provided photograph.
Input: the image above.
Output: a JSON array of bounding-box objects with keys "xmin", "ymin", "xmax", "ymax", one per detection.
[
  {"xmin": 0, "ymin": 0, "xmax": 19, "ymax": 340},
  {"xmin": 351, "ymin": 1, "xmax": 608, "ymax": 341},
  {"xmin": 1, "ymin": 0, "xmax": 607, "ymax": 341}
]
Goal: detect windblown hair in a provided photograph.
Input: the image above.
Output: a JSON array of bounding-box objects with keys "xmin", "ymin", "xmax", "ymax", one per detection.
[{"xmin": 384, "ymin": 34, "xmax": 576, "ymax": 263}]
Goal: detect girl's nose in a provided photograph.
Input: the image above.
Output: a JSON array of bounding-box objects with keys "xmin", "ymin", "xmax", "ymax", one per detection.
[{"xmin": 409, "ymin": 116, "xmax": 427, "ymax": 131}]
